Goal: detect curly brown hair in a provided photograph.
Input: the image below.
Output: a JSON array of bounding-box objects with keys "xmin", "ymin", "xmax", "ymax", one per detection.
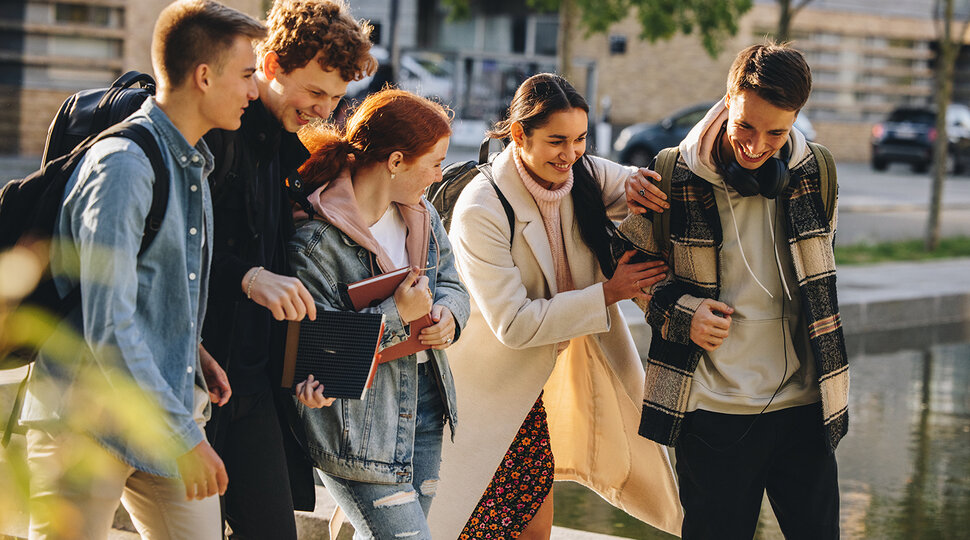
[{"xmin": 257, "ymin": 0, "xmax": 377, "ymax": 82}]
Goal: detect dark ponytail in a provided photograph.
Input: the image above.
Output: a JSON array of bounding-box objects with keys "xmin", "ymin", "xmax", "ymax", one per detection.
[
  {"xmin": 572, "ymin": 156, "xmax": 617, "ymax": 278},
  {"xmin": 494, "ymin": 73, "xmax": 616, "ymax": 277}
]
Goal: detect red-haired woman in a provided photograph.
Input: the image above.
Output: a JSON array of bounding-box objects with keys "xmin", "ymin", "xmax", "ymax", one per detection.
[{"xmin": 286, "ymin": 89, "xmax": 469, "ymax": 538}]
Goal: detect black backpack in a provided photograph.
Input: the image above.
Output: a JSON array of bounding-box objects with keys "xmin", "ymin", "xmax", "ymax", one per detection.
[
  {"xmin": 425, "ymin": 138, "xmax": 514, "ymax": 236},
  {"xmin": 0, "ymin": 72, "xmax": 169, "ymax": 445}
]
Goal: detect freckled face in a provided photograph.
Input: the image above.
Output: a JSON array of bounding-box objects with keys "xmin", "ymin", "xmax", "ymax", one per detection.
[
  {"xmin": 391, "ymin": 137, "xmax": 450, "ymax": 205},
  {"xmin": 722, "ymin": 89, "xmax": 797, "ymax": 170},
  {"xmin": 515, "ymin": 107, "xmax": 588, "ymax": 185}
]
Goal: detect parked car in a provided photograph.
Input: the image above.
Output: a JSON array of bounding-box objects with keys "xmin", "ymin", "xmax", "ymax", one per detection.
[
  {"xmin": 870, "ymin": 104, "xmax": 970, "ymax": 173},
  {"xmin": 613, "ymin": 101, "xmax": 817, "ymax": 168}
]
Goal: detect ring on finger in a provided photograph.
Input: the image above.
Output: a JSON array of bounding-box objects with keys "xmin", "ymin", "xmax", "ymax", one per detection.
[{"xmin": 638, "ymin": 188, "xmax": 645, "ymax": 196}]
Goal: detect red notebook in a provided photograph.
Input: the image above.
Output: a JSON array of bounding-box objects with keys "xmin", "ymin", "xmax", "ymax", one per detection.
[{"xmin": 347, "ymin": 267, "xmax": 433, "ymax": 362}]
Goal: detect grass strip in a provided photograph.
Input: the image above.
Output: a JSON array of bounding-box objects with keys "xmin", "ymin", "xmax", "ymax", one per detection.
[{"xmin": 835, "ymin": 236, "xmax": 970, "ymax": 265}]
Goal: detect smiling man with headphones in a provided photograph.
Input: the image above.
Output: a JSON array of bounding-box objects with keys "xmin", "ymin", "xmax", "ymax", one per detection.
[{"xmin": 623, "ymin": 43, "xmax": 849, "ymax": 540}]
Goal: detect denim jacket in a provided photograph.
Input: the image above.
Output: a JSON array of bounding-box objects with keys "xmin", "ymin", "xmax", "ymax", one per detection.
[
  {"xmin": 287, "ymin": 199, "xmax": 469, "ymax": 484},
  {"xmin": 21, "ymin": 98, "xmax": 214, "ymax": 477}
]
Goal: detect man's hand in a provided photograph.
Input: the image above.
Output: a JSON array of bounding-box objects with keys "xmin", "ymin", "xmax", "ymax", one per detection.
[
  {"xmin": 626, "ymin": 168, "xmax": 670, "ymax": 214},
  {"xmin": 296, "ymin": 374, "xmax": 336, "ymax": 408},
  {"xmin": 689, "ymin": 299, "xmax": 734, "ymax": 351},
  {"xmin": 176, "ymin": 440, "xmax": 228, "ymax": 501},
  {"xmin": 242, "ymin": 267, "xmax": 317, "ymax": 322},
  {"xmin": 199, "ymin": 345, "xmax": 231, "ymax": 406},
  {"xmin": 420, "ymin": 305, "xmax": 456, "ymax": 350}
]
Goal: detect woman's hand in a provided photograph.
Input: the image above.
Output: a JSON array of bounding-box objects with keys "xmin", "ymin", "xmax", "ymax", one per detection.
[
  {"xmin": 602, "ymin": 250, "xmax": 668, "ymax": 306},
  {"xmin": 420, "ymin": 305, "xmax": 456, "ymax": 350},
  {"xmin": 626, "ymin": 168, "xmax": 669, "ymax": 214},
  {"xmin": 296, "ymin": 374, "xmax": 336, "ymax": 408},
  {"xmin": 393, "ymin": 267, "xmax": 433, "ymax": 323}
]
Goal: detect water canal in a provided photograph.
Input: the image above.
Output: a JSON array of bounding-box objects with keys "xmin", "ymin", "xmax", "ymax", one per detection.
[{"xmin": 553, "ymin": 326, "xmax": 970, "ymax": 539}]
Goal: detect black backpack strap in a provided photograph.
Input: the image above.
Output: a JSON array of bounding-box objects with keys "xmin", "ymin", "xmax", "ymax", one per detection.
[
  {"xmin": 102, "ymin": 123, "xmax": 170, "ymax": 255},
  {"xmin": 57, "ymin": 123, "xmax": 168, "ymax": 316},
  {"xmin": 479, "ymin": 163, "xmax": 514, "ymax": 243}
]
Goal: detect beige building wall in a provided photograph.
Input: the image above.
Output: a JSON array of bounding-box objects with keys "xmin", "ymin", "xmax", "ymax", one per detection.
[
  {"xmin": 125, "ymin": 0, "xmax": 267, "ymax": 75},
  {"xmin": 574, "ymin": 4, "xmax": 944, "ymax": 162}
]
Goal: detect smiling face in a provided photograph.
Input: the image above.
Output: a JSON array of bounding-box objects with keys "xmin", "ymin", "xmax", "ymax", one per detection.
[
  {"xmin": 513, "ymin": 107, "xmax": 588, "ymax": 186},
  {"xmin": 390, "ymin": 137, "xmax": 450, "ymax": 205},
  {"xmin": 260, "ymin": 51, "xmax": 350, "ymax": 132},
  {"xmin": 722, "ymin": 89, "xmax": 798, "ymax": 170},
  {"xmin": 203, "ymin": 35, "xmax": 259, "ymax": 131}
]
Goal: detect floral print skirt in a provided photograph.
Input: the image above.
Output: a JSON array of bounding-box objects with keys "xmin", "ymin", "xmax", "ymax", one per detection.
[{"xmin": 459, "ymin": 394, "xmax": 554, "ymax": 539}]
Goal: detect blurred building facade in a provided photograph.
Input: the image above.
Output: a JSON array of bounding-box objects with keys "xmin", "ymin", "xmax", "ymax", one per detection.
[
  {"xmin": 2, "ymin": 0, "xmax": 969, "ymax": 162},
  {"xmin": 0, "ymin": 0, "xmax": 265, "ymax": 156}
]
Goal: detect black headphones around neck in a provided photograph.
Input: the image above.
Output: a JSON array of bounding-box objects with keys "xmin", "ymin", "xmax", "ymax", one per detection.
[{"xmin": 716, "ymin": 129, "xmax": 791, "ymax": 199}]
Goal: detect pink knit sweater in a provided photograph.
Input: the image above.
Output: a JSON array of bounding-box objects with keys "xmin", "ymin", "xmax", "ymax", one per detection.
[{"xmin": 511, "ymin": 143, "xmax": 575, "ymax": 295}]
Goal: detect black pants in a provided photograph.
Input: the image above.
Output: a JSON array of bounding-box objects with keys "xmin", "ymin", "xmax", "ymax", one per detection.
[
  {"xmin": 674, "ymin": 403, "xmax": 840, "ymax": 540},
  {"xmin": 206, "ymin": 387, "xmax": 298, "ymax": 540}
]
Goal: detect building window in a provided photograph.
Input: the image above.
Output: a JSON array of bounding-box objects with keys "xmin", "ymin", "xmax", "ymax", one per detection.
[
  {"xmin": 55, "ymin": 3, "xmax": 112, "ymax": 27},
  {"xmin": 609, "ymin": 35, "xmax": 627, "ymax": 55}
]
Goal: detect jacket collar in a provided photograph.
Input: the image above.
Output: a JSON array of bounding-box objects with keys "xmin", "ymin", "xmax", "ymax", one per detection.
[
  {"xmin": 306, "ymin": 169, "xmax": 430, "ymax": 274},
  {"xmin": 491, "ymin": 146, "xmax": 566, "ymax": 293}
]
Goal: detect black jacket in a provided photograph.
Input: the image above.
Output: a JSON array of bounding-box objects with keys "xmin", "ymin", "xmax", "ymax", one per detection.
[{"xmin": 201, "ymin": 99, "xmax": 315, "ymax": 510}]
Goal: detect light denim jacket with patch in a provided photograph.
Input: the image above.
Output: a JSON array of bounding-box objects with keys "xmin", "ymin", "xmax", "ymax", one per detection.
[
  {"xmin": 21, "ymin": 98, "xmax": 214, "ymax": 478},
  {"xmin": 287, "ymin": 200, "xmax": 468, "ymax": 485}
]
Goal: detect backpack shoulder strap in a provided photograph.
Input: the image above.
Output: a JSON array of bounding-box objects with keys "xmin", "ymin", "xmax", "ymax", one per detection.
[
  {"xmin": 807, "ymin": 141, "xmax": 837, "ymax": 224},
  {"xmin": 101, "ymin": 122, "xmax": 170, "ymax": 256},
  {"xmin": 478, "ymin": 163, "xmax": 515, "ymax": 243},
  {"xmin": 651, "ymin": 147, "xmax": 678, "ymax": 256}
]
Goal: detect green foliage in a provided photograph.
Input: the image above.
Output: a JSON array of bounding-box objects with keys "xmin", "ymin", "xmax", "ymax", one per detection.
[
  {"xmin": 835, "ymin": 236, "xmax": 970, "ymax": 265},
  {"xmin": 442, "ymin": 0, "xmax": 754, "ymax": 57}
]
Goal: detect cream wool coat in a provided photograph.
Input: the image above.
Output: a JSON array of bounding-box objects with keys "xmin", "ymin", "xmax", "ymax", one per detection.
[{"xmin": 429, "ymin": 147, "xmax": 682, "ymax": 538}]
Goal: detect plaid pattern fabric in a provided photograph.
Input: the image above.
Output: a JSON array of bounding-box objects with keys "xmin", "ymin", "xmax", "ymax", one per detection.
[{"xmin": 623, "ymin": 148, "xmax": 849, "ymax": 451}]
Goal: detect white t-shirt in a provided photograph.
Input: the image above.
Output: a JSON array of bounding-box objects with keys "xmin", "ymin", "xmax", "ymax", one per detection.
[{"xmin": 369, "ymin": 206, "xmax": 431, "ymax": 364}]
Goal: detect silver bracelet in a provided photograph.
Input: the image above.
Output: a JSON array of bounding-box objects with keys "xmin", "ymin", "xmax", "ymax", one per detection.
[{"xmin": 246, "ymin": 266, "xmax": 264, "ymax": 299}]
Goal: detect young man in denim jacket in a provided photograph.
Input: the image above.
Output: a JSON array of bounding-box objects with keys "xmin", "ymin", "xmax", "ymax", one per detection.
[
  {"xmin": 200, "ymin": 1, "xmax": 376, "ymax": 537},
  {"xmin": 21, "ymin": 2, "xmax": 264, "ymax": 538}
]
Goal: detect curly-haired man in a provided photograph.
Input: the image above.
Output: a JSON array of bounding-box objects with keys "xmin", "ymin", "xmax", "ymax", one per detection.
[{"xmin": 199, "ymin": 1, "xmax": 376, "ymax": 538}]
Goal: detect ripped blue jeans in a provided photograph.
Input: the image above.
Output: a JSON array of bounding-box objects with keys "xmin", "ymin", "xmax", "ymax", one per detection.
[{"xmin": 319, "ymin": 362, "xmax": 445, "ymax": 540}]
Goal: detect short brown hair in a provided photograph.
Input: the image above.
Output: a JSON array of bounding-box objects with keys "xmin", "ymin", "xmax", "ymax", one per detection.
[
  {"xmin": 727, "ymin": 42, "xmax": 812, "ymax": 111},
  {"xmin": 257, "ymin": 0, "xmax": 377, "ymax": 82},
  {"xmin": 152, "ymin": 0, "xmax": 266, "ymax": 88}
]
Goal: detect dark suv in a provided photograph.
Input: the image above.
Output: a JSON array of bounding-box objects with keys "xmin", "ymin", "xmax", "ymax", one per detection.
[
  {"xmin": 613, "ymin": 102, "xmax": 816, "ymax": 168},
  {"xmin": 870, "ymin": 104, "xmax": 970, "ymax": 173}
]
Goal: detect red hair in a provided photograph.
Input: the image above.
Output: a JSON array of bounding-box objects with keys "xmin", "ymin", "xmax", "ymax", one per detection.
[{"xmin": 299, "ymin": 89, "xmax": 452, "ymax": 190}]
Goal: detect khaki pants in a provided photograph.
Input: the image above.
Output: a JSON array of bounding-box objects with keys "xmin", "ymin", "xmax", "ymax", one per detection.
[{"xmin": 26, "ymin": 387, "xmax": 221, "ymax": 540}]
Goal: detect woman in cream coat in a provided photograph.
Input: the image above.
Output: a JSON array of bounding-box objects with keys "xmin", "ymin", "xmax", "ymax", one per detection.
[{"xmin": 430, "ymin": 74, "xmax": 683, "ymax": 539}]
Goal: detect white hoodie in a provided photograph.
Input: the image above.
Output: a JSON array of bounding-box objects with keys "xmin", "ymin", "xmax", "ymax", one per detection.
[{"xmin": 679, "ymin": 99, "xmax": 820, "ymax": 414}]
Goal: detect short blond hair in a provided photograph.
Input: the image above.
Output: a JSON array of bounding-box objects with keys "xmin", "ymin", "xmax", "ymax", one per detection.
[{"xmin": 152, "ymin": 0, "xmax": 267, "ymax": 87}]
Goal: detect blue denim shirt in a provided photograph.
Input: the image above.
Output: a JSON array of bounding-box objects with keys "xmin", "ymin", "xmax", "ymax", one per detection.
[
  {"xmin": 21, "ymin": 98, "xmax": 214, "ymax": 477},
  {"xmin": 287, "ymin": 201, "xmax": 469, "ymax": 484}
]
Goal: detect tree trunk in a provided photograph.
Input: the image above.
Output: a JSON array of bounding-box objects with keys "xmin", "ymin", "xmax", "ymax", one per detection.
[
  {"xmin": 928, "ymin": 0, "xmax": 958, "ymax": 251},
  {"xmin": 777, "ymin": 0, "xmax": 792, "ymax": 42},
  {"xmin": 558, "ymin": 0, "xmax": 577, "ymax": 83}
]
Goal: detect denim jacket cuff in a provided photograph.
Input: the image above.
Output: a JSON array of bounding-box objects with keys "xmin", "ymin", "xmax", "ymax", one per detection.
[
  {"xmin": 378, "ymin": 295, "xmax": 408, "ymax": 346},
  {"xmin": 172, "ymin": 418, "xmax": 205, "ymax": 455}
]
